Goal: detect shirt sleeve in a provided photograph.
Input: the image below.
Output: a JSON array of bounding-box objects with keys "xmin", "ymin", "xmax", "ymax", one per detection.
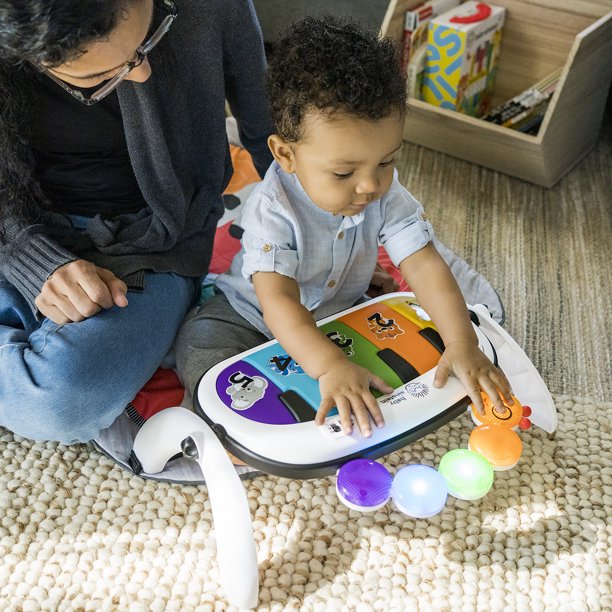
[
  {"xmin": 222, "ymin": 0, "xmax": 275, "ymax": 179},
  {"xmin": 378, "ymin": 173, "xmax": 435, "ymax": 267},
  {"xmin": 0, "ymin": 198, "xmax": 77, "ymax": 314},
  {"xmin": 240, "ymin": 192, "xmax": 299, "ymax": 282}
]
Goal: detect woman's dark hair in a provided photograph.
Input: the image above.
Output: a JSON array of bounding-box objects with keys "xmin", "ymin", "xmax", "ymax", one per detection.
[
  {"xmin": 0, "ymin": 0, "xmax": 136, "ymax": 238},
  {"xmin": 266, "ymin": 16, "xmax": 407, "ymax": 142}
]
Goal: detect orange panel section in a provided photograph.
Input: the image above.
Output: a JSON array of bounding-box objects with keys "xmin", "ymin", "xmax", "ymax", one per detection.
[{"xmin": 338, "ymin": 302, "xmax": 441, "ymax": 375}]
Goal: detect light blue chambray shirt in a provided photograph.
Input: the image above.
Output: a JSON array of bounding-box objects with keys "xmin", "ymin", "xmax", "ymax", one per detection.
[{"xmin": 215, "ymin": 161, "xmax": 434, "ymax": 337}]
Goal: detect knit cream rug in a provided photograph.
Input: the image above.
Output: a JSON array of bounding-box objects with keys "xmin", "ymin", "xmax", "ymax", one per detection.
[{"xmin": 1, "ymin": 394, "xmax": 609, "ymax": 611}]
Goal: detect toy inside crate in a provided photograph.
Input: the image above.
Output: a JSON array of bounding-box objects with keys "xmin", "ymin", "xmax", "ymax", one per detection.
[{"xmin": 380, "ymin": 0, "xmax": 612, "ymax": 186}]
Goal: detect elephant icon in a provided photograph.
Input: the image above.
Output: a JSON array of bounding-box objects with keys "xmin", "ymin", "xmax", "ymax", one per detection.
[{"xmin": 226, "ymin": 371, "xmax": 268, "ymax": 411}]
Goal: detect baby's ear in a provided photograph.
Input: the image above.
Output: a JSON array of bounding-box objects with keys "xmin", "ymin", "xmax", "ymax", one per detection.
[{"xmin": 268, "ymin": 135, "xmax": 296, "ymax": 173}]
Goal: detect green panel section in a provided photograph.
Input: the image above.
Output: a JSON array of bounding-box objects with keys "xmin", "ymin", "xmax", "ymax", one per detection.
[{"xmin": 319, "ymin": 320, "xmax": 403, "ymax": 396}]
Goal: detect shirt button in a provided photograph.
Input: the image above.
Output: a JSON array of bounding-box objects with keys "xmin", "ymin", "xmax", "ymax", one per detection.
[
  {"xmin": 327, "ymin": 280, "xmax": 337, "ymax": 288},
  {"xmin": 262, "ymin": 243, "xmax": 272, "ymax": 252},
  {"xmin": 337, "ymin": 231, "xmax": 345, "ymax": 240}
]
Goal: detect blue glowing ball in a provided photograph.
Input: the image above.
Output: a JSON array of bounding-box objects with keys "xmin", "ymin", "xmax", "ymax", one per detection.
[{"xmin": 391, "ymin": 464, "xmax": 448, "ymax": 518}]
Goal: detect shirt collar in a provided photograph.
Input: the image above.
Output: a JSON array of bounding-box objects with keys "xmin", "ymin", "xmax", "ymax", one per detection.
[
  {"xmin": 285, "ymin": 168, "xmax": 366, "ymax": 228},
  {"xmin": 339, "ymin": 211, "xmax": 366, "ymax": 228}
]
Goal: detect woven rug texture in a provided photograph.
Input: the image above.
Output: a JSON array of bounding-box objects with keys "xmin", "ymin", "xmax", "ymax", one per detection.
[{"xmin": 1, "ymin": 108, "xmax": 610, "ymax": 610}]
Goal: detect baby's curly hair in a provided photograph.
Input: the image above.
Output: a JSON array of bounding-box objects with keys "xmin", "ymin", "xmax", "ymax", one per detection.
[{"xmin": 266, "ymin": 16, "xmax": 407, "ymax": 142}]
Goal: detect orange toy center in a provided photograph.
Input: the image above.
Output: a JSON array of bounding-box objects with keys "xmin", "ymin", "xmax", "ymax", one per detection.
[{"xmin": 472, "ymin": 393, "xmax": 523, "ymax": 428}]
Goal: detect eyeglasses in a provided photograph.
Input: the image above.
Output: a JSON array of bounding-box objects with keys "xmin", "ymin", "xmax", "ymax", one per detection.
[{"xmin": 35, "ymin": 0, "xmax": 177, "ymax": 106}]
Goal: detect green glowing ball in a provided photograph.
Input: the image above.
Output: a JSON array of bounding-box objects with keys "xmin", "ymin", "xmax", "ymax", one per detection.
[{"xmin": 438, "ymin": 449, "xmax": 494, "ymax": 500}]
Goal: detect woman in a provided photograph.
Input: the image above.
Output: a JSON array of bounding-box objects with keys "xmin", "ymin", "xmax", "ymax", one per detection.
[{"xmin": 0, "ymin": 0, "xmax": 274, "ymax": 443}]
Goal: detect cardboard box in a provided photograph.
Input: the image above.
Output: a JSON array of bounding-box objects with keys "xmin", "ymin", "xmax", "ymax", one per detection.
[
  {"xmin": 380, "ymin": 0, "xmax": 612, "ymax": 187},
  {"xmin": 422, "ymin": 1, "xmax": 505, "ymax": 116}
]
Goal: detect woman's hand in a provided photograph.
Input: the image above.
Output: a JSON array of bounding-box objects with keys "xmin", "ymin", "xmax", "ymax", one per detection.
[
  {"xmin": 36, "ymin": 259, "xmax": 128, "ymax": 324},
  {"xmin": 314, "ymin": 360, "xmax": 393, "ymax": 437},
  {"xmin": 433, "ymin": 341, "xmax": 513, "ymax": 414}
]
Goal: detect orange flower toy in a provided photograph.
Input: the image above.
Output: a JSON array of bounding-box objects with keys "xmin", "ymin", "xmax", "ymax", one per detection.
[{"xmin": 470, "ymin": 392, "xmax": 533, "ymax": 431}]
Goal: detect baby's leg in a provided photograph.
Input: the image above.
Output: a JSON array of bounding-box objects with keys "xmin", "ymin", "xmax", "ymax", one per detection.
[{"xmin": 174, "ymin": 291, "xmax": 267, "ymax": 399}]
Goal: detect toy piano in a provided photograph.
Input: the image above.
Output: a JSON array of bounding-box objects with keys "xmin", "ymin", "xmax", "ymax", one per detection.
[{"xmin": 194, "ymin": 292, "xmax": 556, "ymax": 478}]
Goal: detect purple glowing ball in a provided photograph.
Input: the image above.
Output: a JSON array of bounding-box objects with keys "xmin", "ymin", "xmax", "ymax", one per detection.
[{"xmin": 336, "ymin": 459, "xmax": 392, "ymax": 511}]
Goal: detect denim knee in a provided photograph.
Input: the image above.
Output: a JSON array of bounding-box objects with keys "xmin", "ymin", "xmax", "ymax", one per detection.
[{"xmin": 0, "ymin": 354, "xmax": 125, "ymax": 444}]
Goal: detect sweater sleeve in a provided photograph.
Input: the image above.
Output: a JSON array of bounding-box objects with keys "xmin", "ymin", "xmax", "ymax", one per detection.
[
  {"xmin": 221, "ymin": 0, "xmax": 275, "ymax": 179},
  {"xmin": 0, "ymin": 215, "xmax": 77, "ymax": 313}
]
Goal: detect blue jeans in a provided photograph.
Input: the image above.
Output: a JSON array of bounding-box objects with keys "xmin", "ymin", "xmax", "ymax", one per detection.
[{"xmin": 0, "ymin": 272, "xmax": 198, "ymax": 444}]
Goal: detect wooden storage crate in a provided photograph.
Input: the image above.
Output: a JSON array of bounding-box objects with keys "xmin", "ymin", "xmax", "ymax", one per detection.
[{"xmin": 380, "ymin": 0, "xmax": 612, "ymax": 187}]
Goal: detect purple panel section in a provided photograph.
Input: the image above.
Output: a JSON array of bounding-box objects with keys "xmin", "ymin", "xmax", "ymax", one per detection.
[{"xmin": 214, "ymin": 360, "xmax": 296, "ymax": 425}]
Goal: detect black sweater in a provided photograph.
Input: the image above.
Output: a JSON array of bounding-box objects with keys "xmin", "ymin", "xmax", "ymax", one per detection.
[{"xmin": 0, "ymin": 0, "xmax": 274, "ymax": 312}]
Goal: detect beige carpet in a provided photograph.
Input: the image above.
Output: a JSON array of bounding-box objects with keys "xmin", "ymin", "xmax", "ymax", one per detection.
[
  {"xmin": 1, "ymin": 113, "xmax": 610, "ymax": 609},
  {"xmin": 1, "ymin": 395, "xmax": 609, "ymax": 610}
]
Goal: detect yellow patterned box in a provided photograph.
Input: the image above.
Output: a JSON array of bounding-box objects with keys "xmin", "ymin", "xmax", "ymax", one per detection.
[{"xmin": 422, "ymin": 1, "xmax": 505, "ymax": 117}]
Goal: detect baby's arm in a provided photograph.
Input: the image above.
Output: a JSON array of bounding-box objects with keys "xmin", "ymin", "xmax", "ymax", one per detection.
[
  {"xmin": 400, "ymin": 243, "xmax": 513, "ymax": 414},
  {"xmin": 252, "ymin": 271, "xmax": 392, "ymax": 436}
]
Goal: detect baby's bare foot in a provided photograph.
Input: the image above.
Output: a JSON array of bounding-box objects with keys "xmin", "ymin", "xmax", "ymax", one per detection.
[{"xmin": 227, "ymin": 451, "xmax": 247, "ymax": 466}]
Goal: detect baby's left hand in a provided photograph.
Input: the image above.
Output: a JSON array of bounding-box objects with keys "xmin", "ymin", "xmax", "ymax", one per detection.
[{"xmin": 433, "ymin": 341, "xmax": 513, "ymax": 414}]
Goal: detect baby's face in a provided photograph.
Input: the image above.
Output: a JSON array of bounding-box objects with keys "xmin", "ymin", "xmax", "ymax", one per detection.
[{"xmin": 290, "ymin": 110, "xmax": 404, "ymax": 216}]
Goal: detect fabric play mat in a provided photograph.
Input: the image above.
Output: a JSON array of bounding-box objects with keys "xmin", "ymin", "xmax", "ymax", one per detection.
[{"xmin": 93, "ymin": 120, "xmax": 505, "ymax": 485}]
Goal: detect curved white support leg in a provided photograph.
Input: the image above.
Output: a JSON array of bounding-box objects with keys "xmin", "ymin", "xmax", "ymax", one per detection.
[{"xmin": 132, "ymin": 407, "xmax": 259, "ymax": 609}]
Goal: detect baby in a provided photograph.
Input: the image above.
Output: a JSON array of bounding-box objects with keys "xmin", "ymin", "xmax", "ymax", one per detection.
[{"xmin": 176, "ymin": 16, "xmax": 512, "ymax": 437}]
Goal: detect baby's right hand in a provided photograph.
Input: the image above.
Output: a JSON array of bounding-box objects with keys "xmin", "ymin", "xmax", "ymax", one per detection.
[{"xmin": 314, "ymin": 360, "xmax": 392, "ymax": 437}]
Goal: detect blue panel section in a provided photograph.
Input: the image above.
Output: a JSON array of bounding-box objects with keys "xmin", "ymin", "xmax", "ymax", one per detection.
[{"xmin": 244, "ymin": 342, "xmax": 326, "ymax": 412}]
